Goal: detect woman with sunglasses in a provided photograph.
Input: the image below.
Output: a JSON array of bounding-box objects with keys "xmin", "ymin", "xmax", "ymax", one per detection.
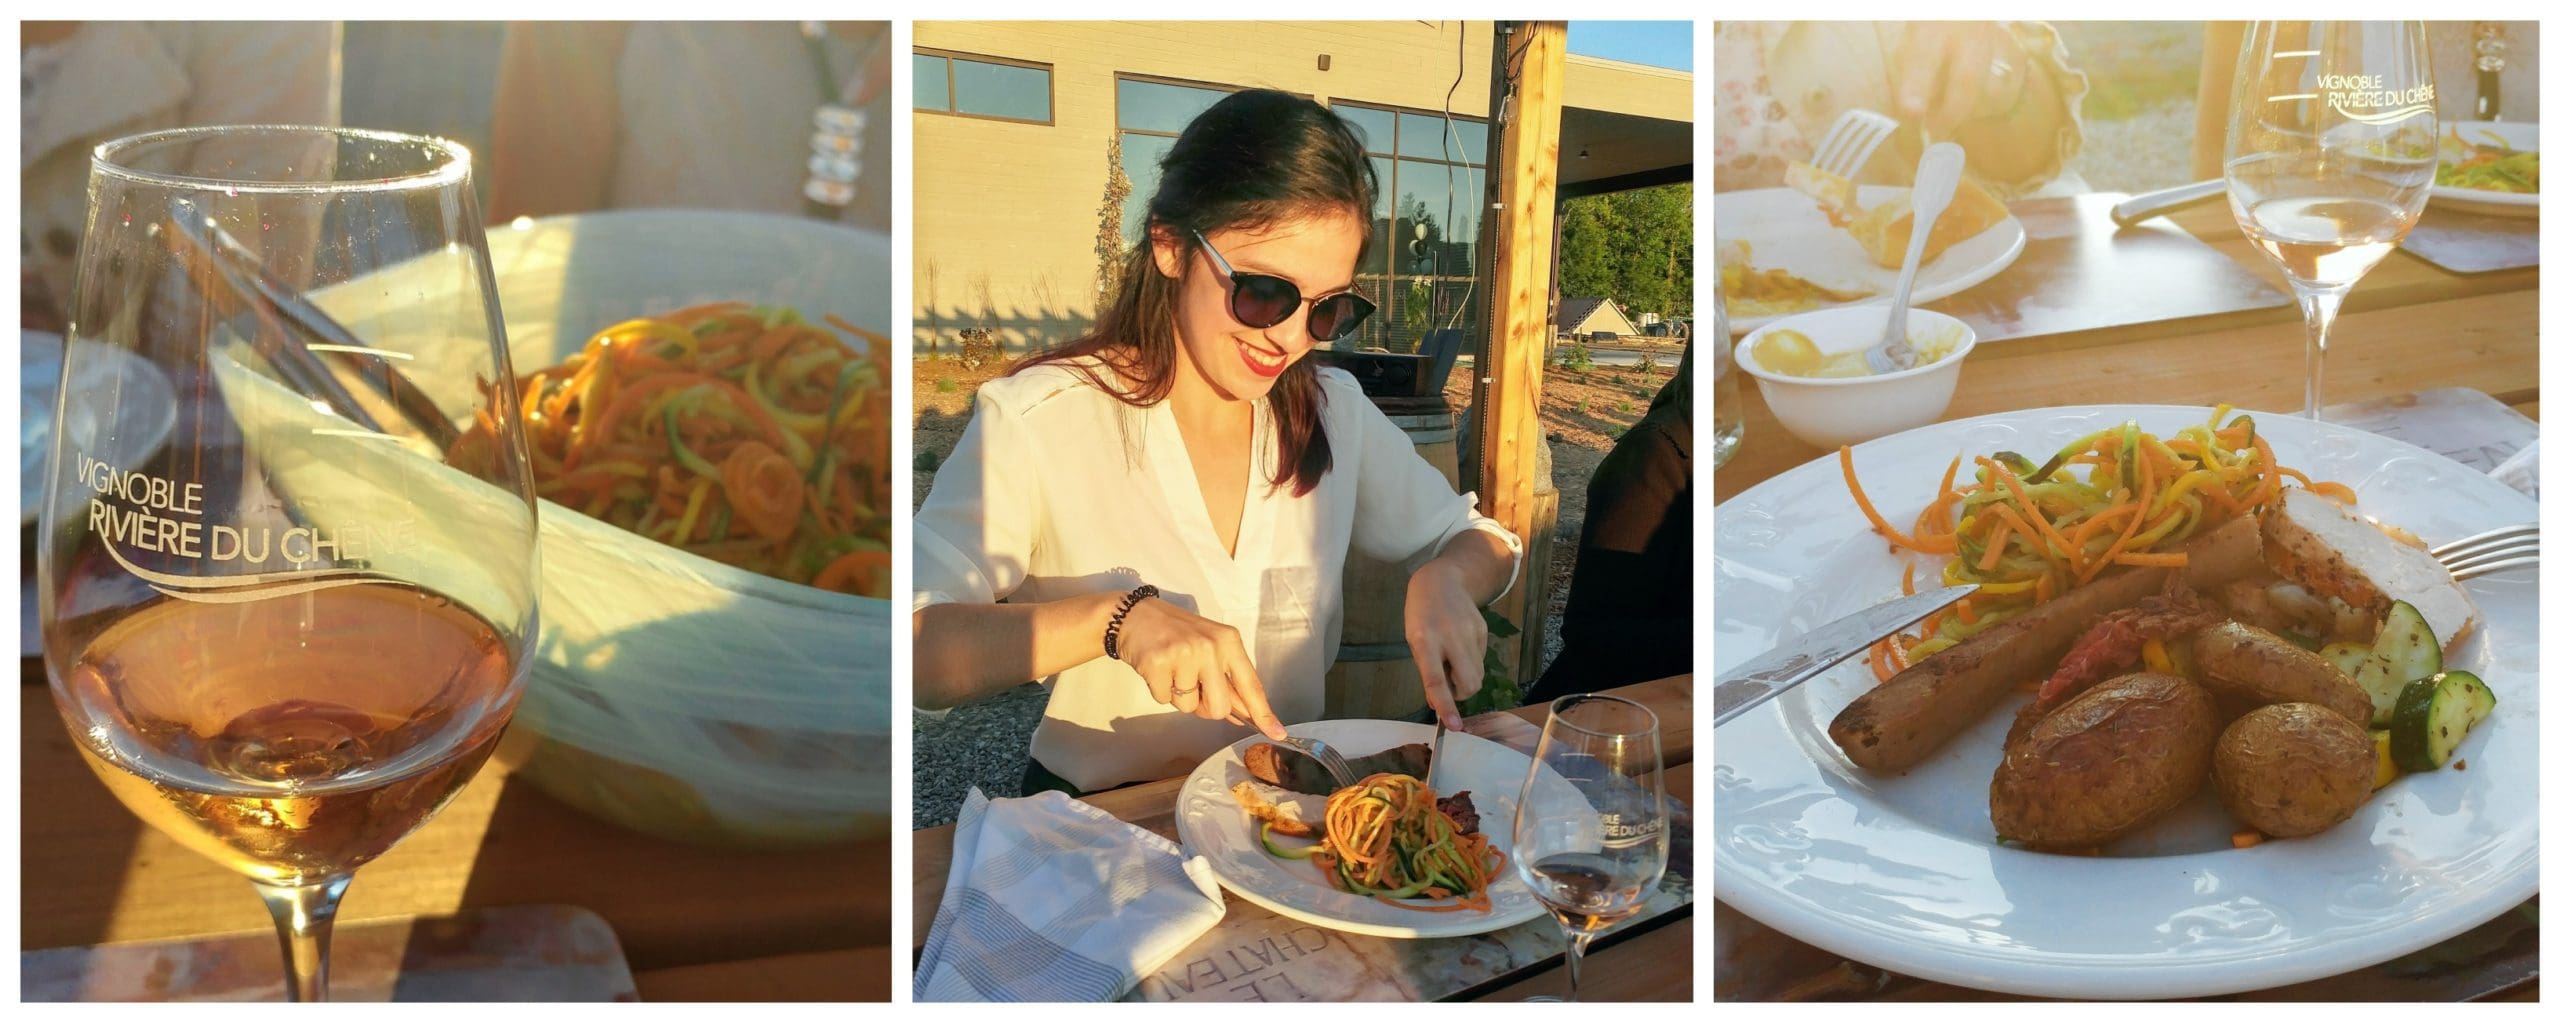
[{"xmin": 913, "ymin": 89, "xmax": 1520, "ymax": 795}]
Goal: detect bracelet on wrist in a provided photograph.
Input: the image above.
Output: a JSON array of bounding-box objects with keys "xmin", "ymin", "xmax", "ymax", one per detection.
[{"xmin": 1103, "ymin": 584, "xmax": 1159, "ymax": 661}]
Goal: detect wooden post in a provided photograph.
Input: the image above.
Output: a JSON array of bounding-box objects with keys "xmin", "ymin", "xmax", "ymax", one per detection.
[{"xmin": 1478, "ymin": 21, "xmax": 1567, "ymax": 691}]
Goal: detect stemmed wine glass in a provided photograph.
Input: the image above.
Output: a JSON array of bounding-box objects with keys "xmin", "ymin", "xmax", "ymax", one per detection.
[
  {"xmin": 38, "ymin": 127, "xmax": 540, "ymax": 1001},
  {"xmin": 2225, "ymin": 21, "xmax": 2436, "ymax": 422},
  {"xmin": 1508, "ymin": 695, "xmax": 1669, "ymax": 1002}
]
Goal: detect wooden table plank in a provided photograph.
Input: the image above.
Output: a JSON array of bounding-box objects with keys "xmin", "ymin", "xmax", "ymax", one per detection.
[
  {"xmin": 1717, "ymin": 290, "xmax": 2541, "ymax": 497},
  {"xmin": 1470, "ymin": 918, "xmax": 1693, "ymax": 1002},
  {"xmin": 632, "ymin": 947, "xmax": 891, "ymax": 1002},
  {"xmin": 19, "ymin": 686, "xmax": 892, "ymax": 980}
]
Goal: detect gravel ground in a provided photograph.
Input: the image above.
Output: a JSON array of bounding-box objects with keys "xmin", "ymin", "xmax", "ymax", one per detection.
[
  {"xmin": 2076, "ymin": 100, "xmax": 2200, "ymax": 196},
  {"xmin": 907, "ymin": 355, "xmax": 1677, "ymax": 828}
]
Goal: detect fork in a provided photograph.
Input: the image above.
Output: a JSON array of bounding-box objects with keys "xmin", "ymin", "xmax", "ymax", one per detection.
[
  {"xmin": 1809, "ymin": 109, "xmax": 1900, "ymax": 180},
  {"xmin": 2433, "ymin": 524, "xmax": 2538, "ymax": 580},
  {"xmin": 1277, "ymin": 735, "xmax": 1358, "ymax": 789}
]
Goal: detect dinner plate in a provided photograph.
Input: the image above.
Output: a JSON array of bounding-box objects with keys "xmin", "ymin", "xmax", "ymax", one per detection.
[
  {"xmin": 1712, "ymin": 404, "xmax": 2539, "ymax": 999},
  {"xmin": 21, "ymin": 330, "xmax": 180, "ymax": 526},
  {"xmin": 2432, "ymin": 121, "xmax": 2538, "ymax": 217},
  {"xmin": 1715, "ymin": 185, "xmax": 2027, "ymax": 333},
  {"xmin": 1174, "ymin": 718, "xmax": 1566, "ymax": 939}
]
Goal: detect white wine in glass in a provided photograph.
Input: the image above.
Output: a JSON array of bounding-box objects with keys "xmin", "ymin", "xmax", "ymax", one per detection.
[
  {"xmin": 1509, "ymin": 695, "xmax": 1668, "ymax": 1001},
  {"xmin": 39, "ymin": 126, "xmax": 539, "ymax": 1001},
  {"xmin": 2224, "ymin": 21, "xmax": 2436, "ymax": 421}
]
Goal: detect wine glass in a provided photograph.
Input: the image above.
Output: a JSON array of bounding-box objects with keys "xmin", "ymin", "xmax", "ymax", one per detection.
[
  {"xmin": 37, "ymin": 126, "xmax": 540, "ymax": 1001},
  {"xmin": 2224, "ymin": 21, "xmax": 2436, "ymax": 422},
  {"xmin": 1508, "ymin": 695, "xmax": 1669, "ymax": 1002}
]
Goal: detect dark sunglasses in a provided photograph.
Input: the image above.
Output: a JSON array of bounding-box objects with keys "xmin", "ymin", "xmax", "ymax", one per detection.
[{"xmin": 1191, "ymin": 230, "xmax": 1376, "ymax": 343}]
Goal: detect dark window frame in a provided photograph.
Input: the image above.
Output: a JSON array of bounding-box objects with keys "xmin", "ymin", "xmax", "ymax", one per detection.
[
  {"xmin": 914, "ymin": 47, "xmax": 1056, "ymax": 126},
  {"xmin": 1330, "ymin": 99, "xmax": 1491, "ymax": 352}
]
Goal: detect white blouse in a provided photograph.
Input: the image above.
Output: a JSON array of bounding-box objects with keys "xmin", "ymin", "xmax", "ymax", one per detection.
[{"xmin": 913, "ymin": 360, "xmax": 1521, "ymax": 791}]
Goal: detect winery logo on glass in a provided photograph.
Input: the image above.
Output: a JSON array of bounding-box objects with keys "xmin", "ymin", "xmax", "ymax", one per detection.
[
  {"xmin": 77, "ymin": 453, "xmax": 419, "ymax": 603},
  {"xmin": 2317, "ymin": 73, "xmax": 2435, "ymax": 126},
  {"xmin": 1600, "ymin": 811, "xmax": 1665, "ymax": 849}
]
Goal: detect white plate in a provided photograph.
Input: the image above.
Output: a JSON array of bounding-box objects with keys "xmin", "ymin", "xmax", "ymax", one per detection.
[
  {"xmin": 1715, "ymin": 186, "xmax": 2027, "ymax": 333},
  {"xmin": 1174, "ymin": 719, "xmax": 1560, "ymax": 939},
  {"xmin": 1712, "ymin": 405, "xmax": 2538, "ymax": 999},
  {"xmin": 2432, "ymin": 121, "xmax": 2538, "ymax": 217},
  {"xmin": 21, "ymin": 330, "xmax": 179, "ymax": 526}
]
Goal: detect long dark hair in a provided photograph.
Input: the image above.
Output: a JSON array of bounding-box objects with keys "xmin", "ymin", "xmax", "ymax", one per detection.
[{"xmin": 1015, "ymin": 88, "xmax": 1377, "ymax": 496}]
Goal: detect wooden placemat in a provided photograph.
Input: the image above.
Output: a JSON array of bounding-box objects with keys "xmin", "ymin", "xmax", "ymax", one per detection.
[
  {"xmin": 21, "ymin": 904, "xmax": 636, "ymax": 1002},
  {"xmin": 1935, "ymin": 194, "xmax": 2292, "ymax": 344}
]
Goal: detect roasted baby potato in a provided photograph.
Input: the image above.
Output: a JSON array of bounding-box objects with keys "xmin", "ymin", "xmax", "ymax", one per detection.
[
  {"xmin": 1990, "ymin": 672, "xmax": 2220, "ymax": 850},
  {"xmin": 2192, "ymin": 620, "xmax": 2372, "ymax": 723},
  {"xmin": 2213, "ymin": 702, "xmax": 2376, "ymax": 838}
]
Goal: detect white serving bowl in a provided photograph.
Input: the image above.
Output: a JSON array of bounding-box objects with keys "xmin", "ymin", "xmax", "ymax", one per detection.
[
  {"xmin": 1737, "ymin": 305, "xmax": 1977, "ymax": 450},
  {"xmin": 300, "ymin": 209, "xmax": 893, "ymax": 849}
]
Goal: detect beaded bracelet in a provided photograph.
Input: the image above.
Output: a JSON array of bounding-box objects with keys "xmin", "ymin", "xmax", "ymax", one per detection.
[{"xmin": 1103, "ymin": 584, "xmax": 1160, "ymax": 661}]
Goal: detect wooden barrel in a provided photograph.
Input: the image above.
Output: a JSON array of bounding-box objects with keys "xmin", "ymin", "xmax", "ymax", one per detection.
[{"xmin": 1325, "ymin": 396, "xmax": 1461, "ymax": 721}]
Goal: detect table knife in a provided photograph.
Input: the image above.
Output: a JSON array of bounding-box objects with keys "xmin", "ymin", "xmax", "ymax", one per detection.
[
  {"xmin": 2110, "ymin": 180, "xmax": 2227, "ymax": 228},
  {"xmin": 1713, "ymin": 585, "xmax": 1977, "ymax": 728}
]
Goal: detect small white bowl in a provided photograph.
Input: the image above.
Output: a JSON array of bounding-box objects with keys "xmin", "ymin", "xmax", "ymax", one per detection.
[{"xmin": 1737, "ymin": 305, "xmax": 1977, "ymax": 450}]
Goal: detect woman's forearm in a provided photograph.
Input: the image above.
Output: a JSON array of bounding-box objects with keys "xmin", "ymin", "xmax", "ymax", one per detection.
[
  {"xmin": 1426, "ymin": 528, "xmax": 1519, "ymax": 607},
  {"xmin": 911, "ymin": 591, "xmax": 1122, "ymax": 709}
]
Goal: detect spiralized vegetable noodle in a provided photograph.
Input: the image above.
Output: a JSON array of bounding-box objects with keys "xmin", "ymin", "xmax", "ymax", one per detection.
[
  {"xmin": 1264, "ymin": 772, "xmax": 1508, "ymax": 913},
  {"xmin": 2437, "ymin": 128, "xmax": 2539, "ymax": 193},
  {"xmin": 451, "ymin": 302, "xmax": 891, "ymax": 597},
  {"xmin": 1838, "ymin": 405, "xmax": 2351, "ymax": 679}
]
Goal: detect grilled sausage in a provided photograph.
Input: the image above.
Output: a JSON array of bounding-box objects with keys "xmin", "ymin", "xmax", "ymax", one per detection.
[{"xmin": 1829, "ymin": 515, "xmax": 2261, "ymax": 773}]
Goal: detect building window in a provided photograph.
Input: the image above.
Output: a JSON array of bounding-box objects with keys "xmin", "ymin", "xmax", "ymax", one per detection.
[
  {"xmin": 1335, "ymin": 101, "xmax": 1489, "ymax": 355},
  {"xmin": 914, "ymin": 50, "xmax": 1052, "ymax": 124},
  {"xmin": 1113, "ymin": 77, "xmax": 1242, "ymax": 244}
]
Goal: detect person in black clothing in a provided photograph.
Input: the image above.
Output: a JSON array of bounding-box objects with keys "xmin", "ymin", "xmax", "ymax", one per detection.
[{"xmin": 1532, "ymin": 344, "xmax": 1694, "ymax": 700}]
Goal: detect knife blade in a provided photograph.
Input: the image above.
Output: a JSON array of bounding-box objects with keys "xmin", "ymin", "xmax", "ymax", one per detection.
[
  {"xmin": 1425, "ymin": 717, "xmax": 1447, "ymax": 792},
  {"xmin": 1713, "ymin": 585, "xmax": 1977, "ymax": 728}
]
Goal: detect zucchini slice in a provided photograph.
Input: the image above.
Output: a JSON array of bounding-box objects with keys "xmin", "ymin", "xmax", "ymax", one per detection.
[
  {"xmin": 2321, "ymin": 642, "xmax": 2373, "ymax": 683},
  {"xmin": 2387, "ymin": 671, "xmax": 2497, "ymax": 774},
  {"xmin": 2356, "ymin": 601, "xmax": 2442, "ymax": 725}
]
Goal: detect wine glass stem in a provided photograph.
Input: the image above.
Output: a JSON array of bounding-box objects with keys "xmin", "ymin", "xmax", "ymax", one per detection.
[
  {"xmin": 1569, "ymin": 930, "xmax": 1598, "ymax": 1001},
  {"xmin": 253, "ymin": 875, "xmax": 352, "ymax": 1002},
  {"xmin": 2294, "ymin": 283, "xmax": 2347, "ymax": 422}
]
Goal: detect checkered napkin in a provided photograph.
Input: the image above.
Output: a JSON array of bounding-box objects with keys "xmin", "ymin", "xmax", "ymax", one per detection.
[{"xmin": 916, "ymin": 788, "xmax": 1228, "ymax": 1002}]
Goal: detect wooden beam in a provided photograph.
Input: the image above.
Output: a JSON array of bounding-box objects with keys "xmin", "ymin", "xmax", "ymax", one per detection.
[{"xmin": 1478, "ymin": 21, "xmax": 1568, "ymax": 681}]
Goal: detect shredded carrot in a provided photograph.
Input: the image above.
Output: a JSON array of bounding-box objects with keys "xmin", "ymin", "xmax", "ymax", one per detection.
[
  {"xmin": 2232, "ymin": 830, "xmax": 2265, "ymax": 849},
  {"xmin": 1840, "ymin": 447, "xmax": 1954, "ymax": 554},
  {"xmin": 1976, "ymin": 517, "xmax": 2014, "ymax": 572},
  {"xmin": 2114, "ymin": 551, "xmax": 2190, "ymax": 567}
]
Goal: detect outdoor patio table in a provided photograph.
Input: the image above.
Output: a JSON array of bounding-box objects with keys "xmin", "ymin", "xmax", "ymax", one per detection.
[
  {"xmin": 17, "ymin": 659, "xmax": 894, "ymax": 1001},
  {"xmin": 1712, "ymin": 200, "xmax": 2538, "ymax": 1001},
  {"xmin": 910, "ymin": 674, "xmax": 1698, "ymax": 1002}
]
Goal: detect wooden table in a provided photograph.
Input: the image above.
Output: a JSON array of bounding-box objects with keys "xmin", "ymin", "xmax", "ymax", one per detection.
[
  {"xmin": 1712, "ymin": 202, "xmax": 2539, "ymax": 1001},
  {"xmin": 912, "ymin": 675, "xmax": 1696, "ymax": 1002},
  {"xmin": 18, "ymin": 661, "xmax": 893, "ymax": 1001}
]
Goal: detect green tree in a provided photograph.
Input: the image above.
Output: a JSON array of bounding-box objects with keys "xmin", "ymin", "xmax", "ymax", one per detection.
[{"xmin": 1555, "ymin": 183, "xmax": 1694, "ymax": 321}]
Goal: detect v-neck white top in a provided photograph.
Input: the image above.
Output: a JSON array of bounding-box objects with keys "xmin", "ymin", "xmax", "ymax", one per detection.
[{"xmin": 914, "ymin": 359, "xmax": 1521, "ymax": 791}]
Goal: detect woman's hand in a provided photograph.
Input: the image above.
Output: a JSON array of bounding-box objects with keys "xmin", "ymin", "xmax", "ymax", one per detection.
[
  {"xmin": 1406, "ymin": 560, "xmax": 1490, "ymax": 731},
  {"xmin": 1116, "ymin": 597, "xmax": 1288, "ymax": 740}
]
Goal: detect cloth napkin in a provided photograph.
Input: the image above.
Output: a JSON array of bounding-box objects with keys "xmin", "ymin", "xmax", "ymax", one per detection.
[{"xmin": 916, "ymin": 788, "xmax": 1228, "ymax": 1002}]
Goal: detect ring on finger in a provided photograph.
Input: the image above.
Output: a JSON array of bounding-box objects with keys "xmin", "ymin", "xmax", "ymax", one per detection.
[{"xmin": 1171, "ymin": 684, "xmax": 1198, "ymax": 698}]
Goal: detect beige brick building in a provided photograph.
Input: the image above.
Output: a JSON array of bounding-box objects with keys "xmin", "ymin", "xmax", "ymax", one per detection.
[{"xmin": 912, "ymin": 21, "xmax": 1692, "ymax": 355}]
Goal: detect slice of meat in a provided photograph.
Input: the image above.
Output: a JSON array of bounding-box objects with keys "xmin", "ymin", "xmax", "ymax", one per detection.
[
  {"xmin": 2261, "ymin": 488, "xmax": 2478, "ymax": 650},
  {"xmin": 1242, "ymin": 742, "xmax": 1437, "ymax": 796},
  {"xmin": 1436, "ymin": 791, "xmax": 1480, "ymax": 836},
  {"xmin": 1233, "ymin": 780, "xmax": 1326, "ymax": 839}
]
